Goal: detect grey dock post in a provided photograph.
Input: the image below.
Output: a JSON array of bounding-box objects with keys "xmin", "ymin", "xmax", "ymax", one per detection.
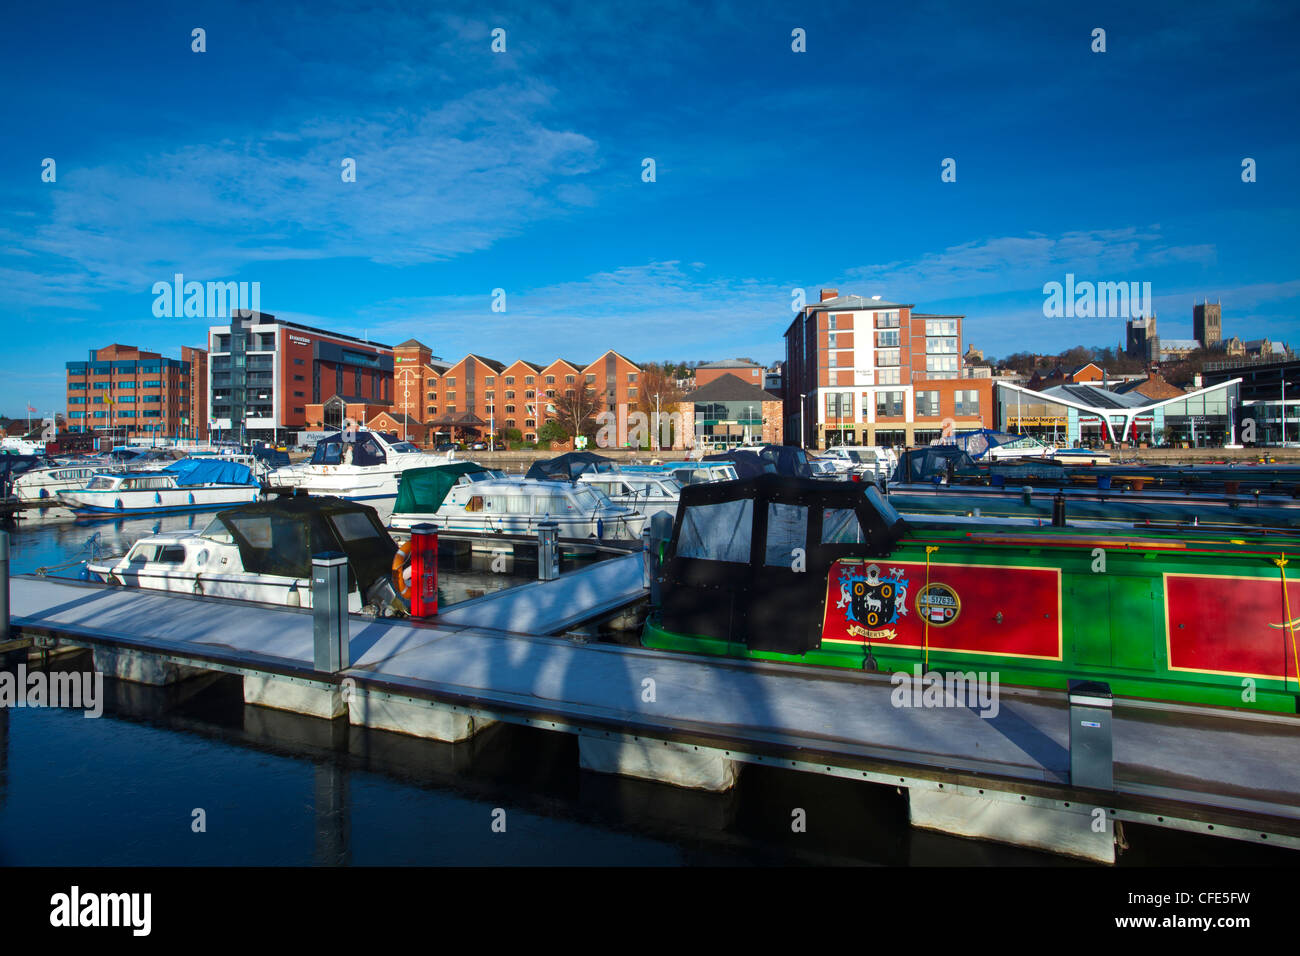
[
  {"xmin": 1068, "ymin": 679, "xmax": 1113, "ymax": 790},
  {"xmin": 312, "ymin": 551, "xmax": 350, "ymax": 672},
  {"xmin": 537, "ymin": 521, "xmax": 559, "ymax": 581},
  {"xmin": 0, "ymin": 530, "xmax": 8, "ymax": 643}
]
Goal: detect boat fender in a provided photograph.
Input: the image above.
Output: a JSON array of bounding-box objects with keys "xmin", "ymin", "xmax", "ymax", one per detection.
[
  {"xmin": 596, "ymin": 518, "xmax": 604, "ymax": 539},
  {"xmin": 39, "ymin": 487, "xmax": 49, "ymax": 499},
  {"xmin": 392, "ymin": 540, "xmax": 413, "ymax": 600},
  {"xmin": 155, "ymin": 492, "xmax": 162, "ymax": 504},
  {"xmin": 189, "ymin": 493, "xmax": 195, "ymax": 505},
  {"xmin": 115, "ymin": 498, "xmax": 123, "ymax": 510}
]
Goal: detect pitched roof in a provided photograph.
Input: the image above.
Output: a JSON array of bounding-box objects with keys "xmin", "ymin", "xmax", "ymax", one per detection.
[
  {"xmin": 684, "ymin": 372, "xmax": 781, "ymax": 403},
  {"xmin": 697, "ymin": 358, "xmax": 763, "ymax": 369},
  {"xmin": 395, "ymin": 338, "xmax": 430, "ymax": 350},
  {"xmin": 807, "ymin": 295, "xmax": 912, "ymax": 312}
]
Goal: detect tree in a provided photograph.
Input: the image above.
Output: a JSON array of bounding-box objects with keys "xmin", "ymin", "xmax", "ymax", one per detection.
[
  {"xmin": 551, "ymin": 385, "xmax": 602, "ymax": 441},
  {"xmin": 634, "ymin": 363, "xmax": 688, "ymax": 450},
  {"xmin": 538, "ymin": 420, "xmax": 568, "ymax": 444}
]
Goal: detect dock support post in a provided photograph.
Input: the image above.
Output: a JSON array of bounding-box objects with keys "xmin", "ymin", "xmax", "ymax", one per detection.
[
  {"xmin": 0, "ymin": 530, "xmax": 8, "ymax": 643},
  {"xmin": 242, "ymin": 551, "xmax": 351, "ymax": 719},
  {"xmin": 312, "ymin": 552, "xmax": 350, "ymax": 672},
  {"xmin": 648, "ymin": 512, "xmax": 673, "ymax": 606},
  {"xmin": 1068, "ymin": 679, "xmax": 1114, "ymax": 790},
  {"xmin": 537, "ymin": 521, "xmax": 559, "ymax": 581}
]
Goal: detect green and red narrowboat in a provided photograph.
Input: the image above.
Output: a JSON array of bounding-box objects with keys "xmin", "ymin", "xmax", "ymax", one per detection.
[{"xmin": 642, "ymin": 474, "xmax": 1300, "ymax": 714}]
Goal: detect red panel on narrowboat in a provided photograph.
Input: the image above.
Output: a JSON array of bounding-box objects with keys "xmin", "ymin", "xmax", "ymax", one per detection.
[
  {"xmin": 1165, "ymin": 573, "xmax": 1300, "ymax": 680},
  {"xmin": 821, "ymin": 559, "xmax": 1062, "ymax": 660}
]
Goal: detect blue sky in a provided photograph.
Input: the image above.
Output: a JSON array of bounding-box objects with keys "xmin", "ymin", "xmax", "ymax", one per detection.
[{"xmin": 2, "ymin": 0, "xmax": 1298, "ymax": 415}]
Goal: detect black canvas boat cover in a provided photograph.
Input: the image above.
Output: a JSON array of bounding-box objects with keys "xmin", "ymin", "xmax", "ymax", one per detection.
[
  {"xmin": 212, "ymin": 496, "xmax": 397, "ymax": 592},
  {"xmin": 892, "ymin": 445, "xmax": 978, "ymax": 483},
  {"xmin": 658, "ymin": 474, "xmax": 908, "ymax": 655},
  {"xmin": 525, "ymin": 451, "xmax": 616, "ymax": 481},
  {"xmin": 703, "ymin": 445, "xmax": 816, "ymax": 479},
  {"xmin": 701, "ymin": 451, "xmax": 771, "ymax": 478}
]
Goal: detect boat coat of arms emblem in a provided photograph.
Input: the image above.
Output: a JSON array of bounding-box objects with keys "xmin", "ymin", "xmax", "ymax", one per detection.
[{"xmin": 836, "ymin": 563, "xmax": 909, "ymax": 639}]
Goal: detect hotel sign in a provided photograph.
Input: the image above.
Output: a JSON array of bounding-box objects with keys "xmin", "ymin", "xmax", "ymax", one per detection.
[{"xmin": 289, "ymin": 335, "xmax": 310, "ymax": 346}]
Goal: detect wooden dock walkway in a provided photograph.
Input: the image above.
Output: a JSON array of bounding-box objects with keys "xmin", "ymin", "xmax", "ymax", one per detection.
[{"xmin": 8, "ymin": 565, "xmax": 1300, "ymax": 862}]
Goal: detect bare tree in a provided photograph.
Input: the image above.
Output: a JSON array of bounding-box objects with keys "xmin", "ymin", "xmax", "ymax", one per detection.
[{"xmin": 551, "ymin": 385, "xmax": 602, "ymax": 439}]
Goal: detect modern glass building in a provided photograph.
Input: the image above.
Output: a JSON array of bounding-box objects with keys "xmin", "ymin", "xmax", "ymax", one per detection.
[{"xmin": 996, "ymin": 378, "xmax": 1242, "ymax": 447}]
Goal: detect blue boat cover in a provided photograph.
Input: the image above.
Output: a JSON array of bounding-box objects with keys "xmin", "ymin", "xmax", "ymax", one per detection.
[{"xmin": 164, "ymin": 458, "xmax": 257, "ymax": 486}]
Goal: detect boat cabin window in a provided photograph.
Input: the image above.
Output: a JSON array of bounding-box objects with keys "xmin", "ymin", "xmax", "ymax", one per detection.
[
  {"xmin": 570, "ymin": 486, "xmax": 604, "ymax": 509},
  {"xmin": 465, "ymin": 495, "xmax": 485, "ymax": 512},
  {"xmin": 199, "ymin": 517, "xmax": 235, "ymax": 544},
  {"xmin": 764, "ymin": 503, "xmax": 808, "ymax": 566},
  {"xmin": 822, "ymin": 507, "xmax": 865, "ymax": 544},
  {"xmin": 312, "ymin": 441, "xmax": 344, "ymax": 465},
  {"xmin": 353, "ymin": 435, "xmax": 387, "ymax": 466},
  {"xmin": 331, "ymin": 511, "xmax": 385, "ymax": 542},
  {"xmin": 387, "ymin": 441, "xmax": 420, "ymax": 453},
  {"xmin": 677, "ymin": 499, "xmax": 753, "ymax": 564},
  {"xmin": 157, "ymin": 546, "xmax": 187, "ymax": 564},
  {"xmin": 128, "ymin": 544, "xmax": 160, "ymax": 562}
]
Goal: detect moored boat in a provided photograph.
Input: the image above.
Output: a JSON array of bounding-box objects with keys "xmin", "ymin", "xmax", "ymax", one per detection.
[
  {"xmin": 268, "ymin": 429, "xmax": 453, "ymax": 500},
  {"xmin": 57, "ymin": 459, "xmax": 261, "ymax": 516},
  {"xmin": 642, "ymin": 474, "xmax": 1300, "ymax": 713},
  {"xmin": 86, "ymin": 496, "xmax": 401, "ymax": 612}
]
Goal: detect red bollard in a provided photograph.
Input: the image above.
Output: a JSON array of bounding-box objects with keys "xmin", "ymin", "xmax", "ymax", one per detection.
[{"xmin": 409, "ymin": 523, "xmax": 439, "ymax": 618}]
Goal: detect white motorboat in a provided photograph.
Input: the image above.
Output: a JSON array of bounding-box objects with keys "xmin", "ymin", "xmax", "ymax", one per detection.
[
  {"xmin": 576, "ymin": 471, "xmax": 682, "ymax": 521},
  {"xmin": 984, "ymin": 435, "xmax": 1058, "ymax": 461},
  {"xmin": 390, "ymin": 469, "xmax": 646, "ymax": 540},
  {"xmin": 818, "ymin": 445, "xmax": 898, "ymax": 478},
  {"xmin": 12, "ymin": 463, "xmax": 106, "ymax": 501},
  {"xmin": 57, "ymin": 459, "xmax": 261, "ymax": 516},
  {"xmin": 86, "ymin": 496, "xmax": 402, "ymax": 612},
  {"xmin": 268, "ymin": 430, "xmax": 453, "ymax": 500}
]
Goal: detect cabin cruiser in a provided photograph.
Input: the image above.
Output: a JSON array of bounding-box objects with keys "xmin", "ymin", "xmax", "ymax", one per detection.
[
  {"xmin": 390, "ymin": 468, "xmax": 646, "ymax": 539},
  {"xmin": 819, "ymin": 445, "xmax": 898, "ymax": 478},
  {"xmin": 267, "ymin": 430, "xmax": 453, "ymax": 500},
  {"xmin": 622, "ymin": 461, "xmax": 740, "ymax": 485},
  {"xmin": 57, "ymin": 459, "xmax": 261, "ymax": 516},
  {"xmin": 983, "ymin": 434, "xmax": 1057, "ymax": 460},
  {"xmin": 12, "ymin": 463, "xmax": 105, "ymax": 501},
  {"xmin": 87, "ymin": 497, "xmax": 401, "ymax": 612},
  {"xmin": 576, "ymin": 471, "xmax": 682, "ymax": 521}
]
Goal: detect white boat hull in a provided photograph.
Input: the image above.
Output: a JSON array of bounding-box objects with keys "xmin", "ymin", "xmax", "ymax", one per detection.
[{"xmin": 59, "ymin": 485, "xmax": 261, "ymax": 515}]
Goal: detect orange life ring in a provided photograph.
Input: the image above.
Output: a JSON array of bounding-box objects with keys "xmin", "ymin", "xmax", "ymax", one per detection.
[{"xmin": 392, "ymin": 540, "xmax": 412, "ymax": 599}]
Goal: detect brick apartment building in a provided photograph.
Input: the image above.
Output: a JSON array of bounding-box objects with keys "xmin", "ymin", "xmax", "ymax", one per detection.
[
  {"xmin": 380, "ymin": 342, "xmax": 645, "ymax": 446},
  {"xmin": 65, "ymin": 344, "xmax": 207, "ymax": 440},
  {"xmin": 693, "ymin": 359, "xmax": 767, "ymax": 389},
  {"xmin": 784, "ymin": 289, "xmax": 993, "ymax": 449},
  {"xmin": 208, "ymin": 311, "xmax": 394, "ymax": 443}
]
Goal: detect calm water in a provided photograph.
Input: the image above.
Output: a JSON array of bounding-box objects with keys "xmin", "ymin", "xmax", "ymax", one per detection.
[{"xmin": 0, "ymin": 506, "xmax": 1292, "ymax": 866}]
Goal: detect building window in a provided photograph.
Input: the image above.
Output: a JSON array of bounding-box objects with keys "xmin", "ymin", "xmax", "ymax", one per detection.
[
  {"xmin": 504, "ymin": 376, "xmax": 514, "ymax": 385},
  {"xmin": 485, "ymin": 377, "xmax": 495, "ymax": 386},
  {"xmin": 505, "ymin": 390, "xmax": 515, "ymax": 399},
  {"xmin": 566, "ymin": 375, "xmax": 576, "ymax": 384},
  {"xmin": 628, "ymin": 387, "xmax": 637, "ymax": 398},
  {"xmin": 876, "ymin": 391, "xmax": 905, "ymax": 418},
  {"xmin": 828, "ymin": 351, "xmax": 837, "ymax": 368},
  {"xmin": 877, "ymin": 349, "xmax": 900, "ymax": 367},
  {"xmin": 525, "ymin": 376, "xmax": 535, "ymax": 385},
  {"xmin": 954, "ymin": 390, "xmax": 980, "ymax": 417},
  {"xmin": 585, "ymin": 374, "xmax": 596, "ymax": 384},
  {"xmin": 916, "ymin": 390, "xmax": 940, "ymax": 417},
  {"xmin": 825, "ymin": 392, "xmax": 852, "ymax": 419},
  {"xmin": 926, "ymin": 355, "xmax": 958, "ymax": 375},
  {"xmin": 545, "ymin": 375, "xmax": 556, "ymax": 384},
  {"xmin": 827, "ymin": 314, "xmax": 837, "ymax": 330},
  {"xmin": 876, "ymin": 311, "xmax": 900, "ymax": 329},
  {"xmin": 927, "ymin": 336, "xmax": 958, "ymax": 354},
  {"xmin": 876, "ymin": 330, "xmax": 899, "ymax": 348},
  {"xmin": 925, "ymin": 319, "xmax": 958, "ymax": 336}
]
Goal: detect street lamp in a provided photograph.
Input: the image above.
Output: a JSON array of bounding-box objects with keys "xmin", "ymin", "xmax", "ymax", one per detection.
[{"xmin": 799, "ymin": 393, "xmax": 806, "ymax": 450}]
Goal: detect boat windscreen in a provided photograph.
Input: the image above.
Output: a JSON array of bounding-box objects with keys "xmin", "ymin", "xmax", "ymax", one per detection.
[{"xmin": 216, "ymin": 498, "xmax": 397, "ymax": 589}]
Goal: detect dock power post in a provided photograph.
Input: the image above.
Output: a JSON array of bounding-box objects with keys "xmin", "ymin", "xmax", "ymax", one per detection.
[
  {"xmin": 1068, "ymin": 679, "xmax": 1114, "ymax": 790},
  {"xmin": 311, "ymin": 551, "xmax": 350, "ymax": 672},
  {"xmin": 537, "ymin": 522, "xmax": 559, "ymax": 581},
  {"xmin": 409, "ymin": 523, "xmax": 438, "ymax": 619}
]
